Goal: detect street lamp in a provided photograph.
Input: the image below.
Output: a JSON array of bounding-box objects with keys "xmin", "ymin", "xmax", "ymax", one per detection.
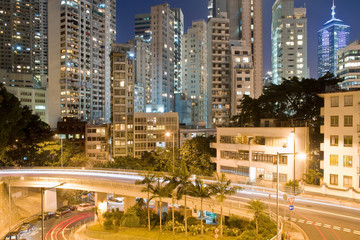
[
  {"xmin": 41, "ymin": 182, "xmax": 66, "ymax": 240},
  {"xmin": 290, "ymin": 130, "xmax": 296, "ymax": 195},
  {"xmin": 165, "ymin": 131, "xmax": 175, "ymax": 173}
]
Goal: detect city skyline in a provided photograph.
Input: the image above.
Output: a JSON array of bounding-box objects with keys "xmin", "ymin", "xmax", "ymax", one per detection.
[{"xmin": 117, "ymin": 0, "xmax": 360, "ymax": 78}]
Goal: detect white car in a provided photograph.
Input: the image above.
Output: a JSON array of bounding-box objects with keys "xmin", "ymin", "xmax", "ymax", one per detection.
[{"xmin": 77, "ymin": 203, "xmax": 94, "ymax": 212}]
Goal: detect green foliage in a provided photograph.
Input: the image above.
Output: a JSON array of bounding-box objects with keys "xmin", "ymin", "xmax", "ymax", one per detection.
[
  {"xmin": 179, "ymin": 136, "xmax": 215, "ymax": 176},
  {"xmin": 286, "ymin": 179, "xmax": 299, "ymax": 187},
  {"xmin": 304, "ymin": 169, "xmax": 323, "ymax": 185},
  {"xmin": 103, "ymin": 219, "xmax": 114, "ymax": 230},
  {"xmin": 239, "ymin": 230, "xmax": 263, "ymax": 240},
  {"xmin": 226, "ymin": 215, "xmax": 248, "ymax": 230},
  {"xmin": 121, "ymin": 214, "xmax": 141, "ymax": 228}
]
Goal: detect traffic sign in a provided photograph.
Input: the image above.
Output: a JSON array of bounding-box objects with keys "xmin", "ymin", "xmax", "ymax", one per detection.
[
  {"xmin": 215, "ymin": 234, "xmax": 219, "ymax": 239},
  {"xmin": 289, "ymin": 205, "xmax": 294, "ymax": 211},
  {"xmin": 288, "ymin": 197, "xmax": 295, "ymax": 205}
]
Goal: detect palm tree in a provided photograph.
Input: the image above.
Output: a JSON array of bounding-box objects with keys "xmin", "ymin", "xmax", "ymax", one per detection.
[
  {"xmin": 209, "ymin": 173, "xmax": 241, "ymax": 238},
  {"xmin": 164, "ymin": 172, "xmax": 180, "ymax": 236},
  {"xmin": 247, "ymin": 199, "xmax": 266, "ymax": 235},
  {"xmin": 188, "ymin": 178, "xmax": 214, "ymax": 235},
  {"xmin": 151, "ymin": 177, "xmax": 171, "ymax": 232},
  {"xmin": 176, "ymin": 161, "xmax": 192, "ymax": 237},
  {"xmin": 135, "ymin": 172, "xmax": 156, "ymax": 231}
]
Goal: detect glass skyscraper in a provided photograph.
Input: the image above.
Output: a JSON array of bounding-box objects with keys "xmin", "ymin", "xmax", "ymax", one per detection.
[{"xmin": 317, "ymin": 1, "xmax": 350, "ymax": 78}]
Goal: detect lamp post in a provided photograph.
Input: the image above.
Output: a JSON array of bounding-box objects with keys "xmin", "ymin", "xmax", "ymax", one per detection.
[
  {"xmin": 165, "ymin": 131, "xmax": 175, "ymax": 172},
  {"xmin": 291, "ymin": 129, "xmax": 296, "ymax": 195},
  {"xmin": 41, "ymin": 183, "xmax": 66, "ymax": 240},
  {"xmin": 8, "ymin": 180, "xmax": 11, "ymax": 231},
  {"xmin": 276, "ymin": 152, "xmax": 280, "ymax": 236}
]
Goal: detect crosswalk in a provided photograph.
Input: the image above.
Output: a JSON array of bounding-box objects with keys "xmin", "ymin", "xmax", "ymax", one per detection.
[{"xmin": 283, "ymin": 217, "xmax": 360, "ymax": 235}]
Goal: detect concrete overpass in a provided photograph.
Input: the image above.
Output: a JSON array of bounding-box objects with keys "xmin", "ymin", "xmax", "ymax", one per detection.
[{"xmin": 0, "ymin": 168, "xmax": 254, "ymax": 220}]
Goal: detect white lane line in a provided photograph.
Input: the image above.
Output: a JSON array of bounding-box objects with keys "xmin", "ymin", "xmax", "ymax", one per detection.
[
  {"xmin": 298, "ymin": 219, "xmax": 305, "ymax": 223},
  {"xmin": 315, "ymin": 222, "xmax": 322, "ymax": 227},
  {"xmin": 343, "ymin": 228, "xmax": 351, "ymax": 232},
  {"xmin": 324, "ymin": 224, "xmax": 331, "ymax": 228},
  {"xmin": 333, "ymin": 226, "xmax": 340, "ymax": 230},
  {"xmin": 353, "ymin": 230, "xmax": 360, "ymax": 235},
  {"xmin": 291, "ymin": 218, "xmax": 297, "ymax": 222},
  {"xmin": 306, "ymin": 221, "xmax": 313, "ymax": 225}
]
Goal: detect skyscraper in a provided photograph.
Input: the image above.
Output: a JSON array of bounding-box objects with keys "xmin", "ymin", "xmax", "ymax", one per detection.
[
  {"xmin": 0, "ymin": 0, "xmax": 48, "ymax": 86},
  {"xmin": 149, "ymin": 3, "xmax": 175, "ymax": 113},
  {"xmin": 182, "ymin": 20, "xmax": 209, "ymax": 127},
  {"xmin": 134, "ymin": 13, "xmax": 151, "ymax": 41},
  {"xmin": 318, "ymin": 1, "xmax": 350, "ymax": 78},
  {"xmin": 172, "ymin": 8, "xmax": 184, "ymax": 94},
  {"xmin": 48, "ymin": 0, "xmax": 116, "ymax": 128},
  {"xmin": 272, "ymin": 0, "xmax": 309, "ymax": 84},
  {"xmin": 337, "ymin": 40, "xmax": 360, "ymax": 89},
  {"xmin": 208, "ymin": 0, "xmax": 263, "ymax": 98}
]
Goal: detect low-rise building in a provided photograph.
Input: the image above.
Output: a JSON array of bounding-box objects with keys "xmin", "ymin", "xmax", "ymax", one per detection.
[
  {"xmin": 134, "ymin": 112, "xmax": 179, "ymax": 158},
  {"xmin": 319, "ymin": 90, "xmax": 360, "ymax": 190},
  {"xmin": 85, "ymin": 124, "xmax": 111, "ymax": 162},
  {"xmin": 179, "ymin": 128, "xmax": 216, "ymax": 146},
  {"xmin": 211, "ymin": 127, "xmax": 309, "ymax": 184},
  {"xmin": 57, "ymin": 118, "xmax": 86, "ymax": 151}
]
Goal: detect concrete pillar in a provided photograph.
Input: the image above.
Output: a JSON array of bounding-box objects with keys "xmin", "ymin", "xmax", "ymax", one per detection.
[
  {"xmin": 44, "ymin": 188, "xmax": 57, "ymax": 212},
  {"xmin": 155, "ymin": 201, "xmax": 168, "ymax": 216},
  {"xmin": 95, "ymin": 192, "xmax": 108, "ymax": 222},
  {"xmin": 123, "ymin": 196, "xmax": 137, "ymax": 212}
]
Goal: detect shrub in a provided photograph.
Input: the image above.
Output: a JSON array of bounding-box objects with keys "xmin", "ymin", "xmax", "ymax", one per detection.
[
  {"xmin": 121, "ymin": 214, "xmax": 141, "ymax": 227},
  {"xmin": 226, "ymin": 215, "xmax": 248, "ymax": 230},
  {"xmin": 103, "ymin": 219, "xmax": 113, "ymax": 230},
  {"xmin": 187, "ymin": 217, "xmax": 199, "ymax": 226}
]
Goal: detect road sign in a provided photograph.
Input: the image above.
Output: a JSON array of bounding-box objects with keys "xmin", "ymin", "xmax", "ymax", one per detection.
[
  {"xmin": 215, "ymin": 228, "xmax": 219, "ymax": 234},
  {"xmin": 288, "ymin": 197, "xmax": 295, "ymax": 205},
  {"xmin": 215, "ymin": 234, "xmax": 219, "ymax": 239},
  {"xmin": 289, "ymin": 205, "xmax": 294, "ymax": 211}
]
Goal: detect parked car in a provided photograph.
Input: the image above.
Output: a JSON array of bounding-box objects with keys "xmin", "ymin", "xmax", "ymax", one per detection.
[
  {"xmin": 77, "ymin": 203, "xmax": 94, "ymax": 212},
  {"xmin": 18, "ymin": 223, "xmax": 33, "ymax": 234},
  {"xmin": 69, "ymin": 205, "xmax": 77, "ymax": 211},
  {"xmin": 55, "ymin": 206, "xmax": 71, "ymax": 218},
  {"xmin": 4, "ymin": 231, "xmax": 20, "ymax": 240},
  {"xmin": 38, "ymin": 211, "xmax": 55, "ymax": 220}
]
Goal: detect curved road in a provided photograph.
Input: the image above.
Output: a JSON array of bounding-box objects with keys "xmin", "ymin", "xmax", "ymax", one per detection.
[{"xmin": 1, "ymin": 168, "xmax": 360, "ymax": 239}]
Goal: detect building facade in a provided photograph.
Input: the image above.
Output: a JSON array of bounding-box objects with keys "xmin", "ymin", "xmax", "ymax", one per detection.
[
  {"xmin": 318, "ymin": 2, "xmax": 350, "ymax": 78},
  {"xmin": 320, "ymin": 91, "xmax": 360, "ymax": 190},
  {"xmin": 135, "ymin": 39, "xmax": 150, "ymax": 111},
  {"xmin": 208, "ymin": 0, "xmax": 263, "ymax": 98},
  {"xmin": 134, "ymin": 13, "xmax": 151, "ymax": 41},
  {"xmin": 337, "ymin": 41, "xmax": 360, "ymax": 89},
  {"xmin": 134, "ymin": 112, "xmax": 179, "ymax": 158},
  {"xmin": 111, "ymin": 43, "xmax": 135, "ymax": 158},
  {"xmin": 6, "ymin": 86, "xmax": 48, "ymax": 123},
  {"xmin": 212, "ymin": 127, "xmax": 309, "ymax": 184},
  {"xmin": 149, "ymin": 3, "xmax": 175, "ymax": 113},
  {"xmin": 272, "ymin": 0, "xmax": 309, "ymax": 84},
  {"xmin": 182, "ymin": 20, "xmax": 209, "ymax": 127},
  {"xmin": 208, "ymin": 14, "xmax": 231, "ymax": 127},
  {"xmin": 172, "ymin": 8, "xmax": 184, "ymax": 94},
  {"xmin": 48, "ymin": 0, "xmax": 116, "ymax": 128},
  {"xmin": 85, "ymin": 124, "xmax": 110, "ymax": 162}
]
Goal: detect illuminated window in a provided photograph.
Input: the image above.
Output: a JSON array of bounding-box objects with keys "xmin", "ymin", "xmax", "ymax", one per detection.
[
  {"xmin": 330, "ymin": 155, "xmax": 338, "ymax": 166},
  {"xmin": 343, "ymin": 155, "xmax": 353, "ymax": 167},
  {"xmin": 344, "ymin": 136, "xmax": 353, "ymax": 147}
]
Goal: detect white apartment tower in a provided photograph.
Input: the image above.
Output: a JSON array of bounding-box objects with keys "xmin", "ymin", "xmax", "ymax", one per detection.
[
  {"xmin": 230, "ymin": 40, "xmax": 254, "ymax": 116},
  {"xmin": 48, "ymin": 0, "xmax": 116, "ymax": 128},
  {"xmin": 272, "ymin": 0, "xmax": 309, "ymax": 84},
  {"xmin": 208, "ymin": 14, "xmax": 231, "ymax": 127},
  {"xmin": 149, "ymin": 3, "xmax": 175, "ymax": 113},
  {"xmin": 111, "ymin": 43, "xmax": 135, "ymax": 157},
  {"xmin": 182, "ymin": 20, "xmax": 209, "ymax": 127}
]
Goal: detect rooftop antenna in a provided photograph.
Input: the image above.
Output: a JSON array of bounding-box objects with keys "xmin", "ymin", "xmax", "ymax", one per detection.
[{"xmin": 331, "ymin": 0, "xmax": 336, "ymax": 19}]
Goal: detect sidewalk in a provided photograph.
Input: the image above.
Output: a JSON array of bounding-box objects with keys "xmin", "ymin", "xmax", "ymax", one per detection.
[
  {"xmin": 298, "ymin": 192, "xmax": 360, "ymax": 208},
  {"xmin": 74, "ymin": 224, "xmax": 91, "ymax": 240}
]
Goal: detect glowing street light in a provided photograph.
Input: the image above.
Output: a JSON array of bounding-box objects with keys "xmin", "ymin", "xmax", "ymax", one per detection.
[{"xmin": 165, "ymin": 131, "xmax": 175, "ymax": 172}]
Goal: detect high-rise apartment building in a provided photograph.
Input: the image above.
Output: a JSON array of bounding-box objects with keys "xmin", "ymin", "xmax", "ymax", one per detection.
[
  {"xmin": 182, "ymin": 20, "xmax": 209, "ymax": 127},
  {"xmin": 208, "ymin": 14, "xmax": 231, "ymax": 127},
  {"xmin": 337, "ymin": 41, "xmax": 360, "ymax": 89},
  {"xmin": 48, "ymin": 0, "xmax": 116, "ymax": 128},
  {"xmin": 272, "ymin": 0, "xmax": 309, "ymax": 84},
  {"xmin": 149, "ymin": 3, "xmax": 175, "ymax": 113},
  {"xmin": 172, "ymin": 8, "xmax": 184, "ymax": 94},
  {"xmin": 134, "ymin": 39, "xmax": 150, "ymax": 111},
  {"xmin": 230, "ymin": 40, "xmax": 254, "ymax": 116},
  {"xmin": 134, "ymin": 13, "xmax": 151, "ymax": 41},
  {"xmin": 0, "ymin": 0, "xmax": 48, "ymax": 86},
  {"xmin": 208, "ymin": 0, "xmax": 263, "ymax": 98},
  {"xmin": 111, "ymin": 43, "xmax": 135, "ymax": 157},
  {"xmin": 318, "ymin": 1, "xmax": 350, "ymax": 78}
]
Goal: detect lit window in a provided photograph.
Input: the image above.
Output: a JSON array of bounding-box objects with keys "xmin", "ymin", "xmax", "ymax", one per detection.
[
  {"xmin": 343, "ymin": 176, "xmax": 352, "ymax": 187},
  {"xmin": 330, "ymin": 155, "xmax": 338, "ymax": 166}
]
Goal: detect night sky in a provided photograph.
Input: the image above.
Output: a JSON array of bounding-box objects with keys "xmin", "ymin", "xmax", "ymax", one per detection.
[{"xmin": 116, "ymin": 0, "xmax": 360, "ymax": 78}]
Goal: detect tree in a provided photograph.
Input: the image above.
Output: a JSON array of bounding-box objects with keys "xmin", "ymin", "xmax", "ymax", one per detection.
[
  {"xmin": 188, "ymin": 178, "xmax": 214, "ymax": 235},
  {"xmin": 179, "ymin": 136, "xmax": 215, "ymax": 176},
  {"xmin": 246, "ymin": 199, "xmax": 266, "ymax": 235},
  {"xmin": 164, "ymin": 171, "xmax": 180, "ymax": 236},
  {"xmin": 304, "ymin": 169, "xmax": 323, "ymax": 185},
  {"xmin": 209, "ymin": 173, "xmax": 241, "ymax": 238},
  {"xmin": 176, "ymin": 161, "xmax": 193, "ymax": 236},
  {"xmin": 151, "ymin": 176, "xmax": 171, "ymax": 233},
  {"xmin": 135, "ymin": 172, "xmax": 156, "ymax": 231}
]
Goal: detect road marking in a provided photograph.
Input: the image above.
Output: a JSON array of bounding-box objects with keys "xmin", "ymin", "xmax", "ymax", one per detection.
[
  {"xmin": 333, "ymin": 226, "xmax": 340, "ymax": 230},
  {"xmin": 354, "ymin": 230, "xmax": 360, "ymax": 235},
  {"xmin": 343, "ymin": 228, "xmax": 351, "ymax": 232},
  {"xmin": 298, "ymin": 219, "xmax": 305, "ymax": 223},
  {"xmin": 324, "ymin": 224, "xmax": 331, "ymax": 228},
  {"xmin": 306, "ymin": 221, "xmax": 313, "ymax": 225},
  {"xmin": 315, "ymin": 222, "xmax": 322, "ymax": 227},
  {"xmin": 291, "ymin": 218, "xmax": 297, "ymax": 222}
]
